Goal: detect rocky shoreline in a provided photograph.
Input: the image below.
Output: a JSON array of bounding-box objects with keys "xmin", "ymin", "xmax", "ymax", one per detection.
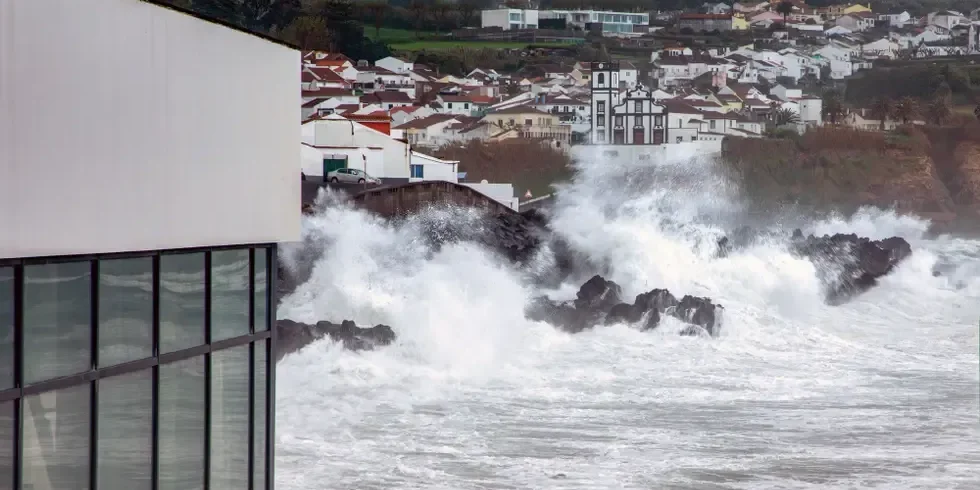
[{"xmin": 275, "ymin": 207, "xmax": 915, "ymax": 359}]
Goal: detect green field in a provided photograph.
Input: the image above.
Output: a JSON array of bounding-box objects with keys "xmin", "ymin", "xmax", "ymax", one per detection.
[
  {"xmin": 391, "ymin": 40, "xmax": 578, "ymax": 51},
  {"xmin": 363, "ymin": 26, "xmax": 433, "ymax": 44},
  {"xmin": 362, "ymin": 24, "xmax": 580, "ymax": 52}
]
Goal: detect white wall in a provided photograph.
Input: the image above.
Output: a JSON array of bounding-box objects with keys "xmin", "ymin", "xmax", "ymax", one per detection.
[
  {"xmin": 464, "ymin": 183, "xmax": 519, "ymax": 210},
  {"xmin": 301, "ymin": 144, "xmax": 385, "ymax": 178},
  {"xmin": 304, "ymin": 117, "xmax": 411, "ymax": 178},
  {"xmin": 409, "ymin": 152, "xmax": 458, "ymax": 182},
  {"xmin": 0, "ymin": 0, "xmax": 300, "ymax": 258}
]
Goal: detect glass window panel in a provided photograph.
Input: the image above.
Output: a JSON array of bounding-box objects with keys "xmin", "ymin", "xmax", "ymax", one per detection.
[
  {"xmin": 22, "ymin": 383, "xmax": 91, "ymax": 490},
  {"xmin": 97, "ymin": 370, "xmax": 152, "ymax": 490},
  {"xmin": 23, "ymin": 262, "xmax": 92, "ymax": 384},
  {"xmin": 0, "ymin": 401, "xmax": 13, "ymax": 490},
  {"xmin": 211, "ymin": 250, "xmax": 249, "ymax": 341},
  {"xmin": 98, "ymin": 258, "xmax": 152, "ymax": 367},
  {"xmin": 0, "ymin": 268, "xmax": 13, "ymax": 390},
  {"xmin": 160, "ymin": 253, "xmax": 205, "ymax": 354},
  {"xmin": 253, "ymin": 250, "xmax": 268, "ymax": 332},
  {"xmin": 158, "ymin": 357, "xmax": 205, "ymax": 490},
  {"xmin": 253, "ymin": 341, "xmax": 267, "ymax": 489},
  {"xmin": 209, "ymin": 346, "xmax": 249, "ymax": 490}
]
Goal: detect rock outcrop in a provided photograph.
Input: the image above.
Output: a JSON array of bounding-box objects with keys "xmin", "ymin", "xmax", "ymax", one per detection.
[
  {"xmin": 716, "ymin": 228, "xmax": 912, "ymax": 304},
  {"xmin": 526, "ymin": 275, "xmax": 723, "ymax": 337},
  {"xmin": 276, "ymin": 319, "xmax": 395, "ymax": 361},
  {"xmin": 790, "ymin": 232, "xmax": 912, "ymax": 304}
]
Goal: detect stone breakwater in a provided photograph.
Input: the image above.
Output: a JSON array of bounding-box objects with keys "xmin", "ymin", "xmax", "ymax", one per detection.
[{"xmin": 275, "ymin": 208, "xmax": 913, "ymax": 358}]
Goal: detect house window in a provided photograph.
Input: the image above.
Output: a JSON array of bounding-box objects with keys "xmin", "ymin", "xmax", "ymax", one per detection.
[
  {"xmin": 410, "ymin": 164, "xmax": 424, "ymax": 179},
  {"xmin": 676, "ymin": 136, "xmax": 683, "ymax": 143},
  {"xmin": 388, "ymin": 104, "xmax": 393, "ymax": 109},
  {"xmin": 615, "ymin": 116, "xmax": 624, "ymax": 127},
  {"xmin": 464, "ymin": 103, "xmax": 469, "ymax": 109},
  {"xmin": 597, "ymin": 101, "xmax": 605, "ymax": 113},
  {"xmin": 597, "ymin": 117, "xmax": 605, "ymax": 127},
  {"xmin": 525, "ymin": 119, "xmax": 533, "ymax": 126},
  {"xmin": 654, "ymin": 115, "xmax": 663, "ymax": 126},
  {"xmin": 710, "ymin": 120, "xmax": 716, "ymax": 129},
  {"xmin": 508, "ymin": 118, "xmax": 515, "ymax": 126},
  {"xmin": 634, "ymin": 101, "xmax": 642, "ymax": 112},
  {"xmin": 448, "ymin": 103, "xmax": 453, "ymax": 108},
  {"xmin": 596, "ymin": 130, "xmax": 606, "ymax": 142},
  {"xmin": 598, "ymin": 73, "xmax": 605, "ymax": 85}
]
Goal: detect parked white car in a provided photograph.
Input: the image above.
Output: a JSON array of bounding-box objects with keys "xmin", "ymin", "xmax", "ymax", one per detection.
[{"xmin": 326, "ymin": 168, "xmax": 380, "ymax": 184}]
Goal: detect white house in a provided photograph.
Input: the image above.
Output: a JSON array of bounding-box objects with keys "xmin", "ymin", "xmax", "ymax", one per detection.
[
  {"xmin": 619, "ymin": 61, "xmax": 639, "ymax": 88},
  {"xmin": 928, "ymin": 11, "xmax": 968, "ymax": 31},
  {"xmin": 836, "ymin": 13, "xmax": 874, "ymax": 32},
  {"xmin": 771, "ymin": 84, "xmax": 802, "ymax": 102},
  {"xmin": 798, "ymin": 96, "xmax": 823, "ymax": 129},
  {"xmin": 374, "ymin": 56, "xmax": 414, "ymax": 74},
  {"xmin": 481, "ymin": 8, "xmax": 539, "ymax": 29},
  {"xmin": 879, "ymin": 10, "xmax": 911, "ymax": 27}
]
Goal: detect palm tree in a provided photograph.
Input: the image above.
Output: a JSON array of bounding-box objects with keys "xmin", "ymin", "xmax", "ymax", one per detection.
[
  {"xmin": 775, "ymin": 1, "xmax": 794, "ymax": 28},
  {"xmin": 772, "ymin": 107, "xmax": 801, "ymax": 126},
  {"xmin": 869, "ymin": 97, "xmax": 893, "ymax": 131},
  {"xmin": 925, "ymin": 97, "xmax": 952, "ymax": 126},
  {"xmin": 822, "ymin": 91, "xmax": 845, "ymax": 125},
  {"xmin": 893, "ymin": 96, "xmax": 919, "ymax": 125}
]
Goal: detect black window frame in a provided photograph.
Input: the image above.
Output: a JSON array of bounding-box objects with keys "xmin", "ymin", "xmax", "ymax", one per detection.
[{"xmin": 0, "ymin": 243, "xmax": 277, "ymax": 490}]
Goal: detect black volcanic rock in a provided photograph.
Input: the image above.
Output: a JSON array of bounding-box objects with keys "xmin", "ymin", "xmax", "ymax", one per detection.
[
  {"xmin": 526, "ymin": 276, "xmax": 723, "ymax": 337},
  {"xmin": 716, "ymin": 228, "xmax": 913, "ymax": 304},
  {"xmin": 276, "ymin": 319, "xmax": 395, "ymax": 361},
  {"xmin": 789, "ymin": 232, "xmax": 912, "ymax": 304}
]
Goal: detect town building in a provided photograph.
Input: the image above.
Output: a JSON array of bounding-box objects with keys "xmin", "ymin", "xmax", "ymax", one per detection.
[
  {"xmin": 481, "ymin": 8, "xmax": 540, "ymax": 30},
  {"xmin": 482, "ymin": 8, "xmax": 649, "ymax": 35},
  {"xmin": 589, "ymin": 61, "xmax": 668, "ymax": 145},
  {"xmin": 0, "ymin": 0, "xmax": 298, "ymax": 489}
]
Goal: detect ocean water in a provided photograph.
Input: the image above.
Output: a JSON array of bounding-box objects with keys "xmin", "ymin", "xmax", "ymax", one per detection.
[{"xmin": 275, "ymin": 149, "xmax": 980, "ymax": 490}]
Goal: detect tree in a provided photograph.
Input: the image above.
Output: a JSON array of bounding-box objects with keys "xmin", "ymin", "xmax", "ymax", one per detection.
[
  {"xmin": 925, "ymin": 97, "xmax": 952, "ymax": 126},
  {"xmin": 772, "ymin": 107, "xmax": 801, "ymax": 126},
  {"xmin": 408, "ymin": 0, "xmax": 428, "ymax": 38},
  {"xmin": 458, "ymin": 0, "xmax": 481, "ymax": 27},
  {"xmin": 869, "ymin": 97, "xmax": 893, "ymax": 131},
  {"xmin": 431, "ymin": 0, "xmax": 454, "ymax": 33},
  {"xmin": 893, "ymin": 96, "xmax": 919, "ymax": 124},
  {"xmin": 822, "ymin": 90, "xmax": 845, "ymax": 125},
  {"xmin": 195, "ymin": 0, "xmax": 301, "ymax": 32},
  {"xmin": 364, "ymin": 1, "xmax": 389, "ymax": 38},
  {"xmin": 280, "ymin": 15, "xmax": 333, "ymax": 49},
  {"xmin": 775, "ymin": 1, "xmax": 794, "ymax": 27}
]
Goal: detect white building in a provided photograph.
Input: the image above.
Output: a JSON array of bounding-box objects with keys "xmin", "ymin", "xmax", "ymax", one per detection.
[
  {"xmin": 540, "ymin": 9, "xmax": 650, "ymax": 35},
  {"xmin": 1, "ymin": 1, "xmax": 293, "ymax": 489},
  {"xmin": 798, "ymin": 96, "xmax": 824, "ymax": 129},
  {"xmin": 374, "ymin": 56, "xmax": 414, "ymax": 74},
  {"xmin": 590, "ymin": 62, "xmax": 667, "ymax": 145},
  {"xmin": 481, "ymin": 8, "xmax": 539, "ymax": 30}
]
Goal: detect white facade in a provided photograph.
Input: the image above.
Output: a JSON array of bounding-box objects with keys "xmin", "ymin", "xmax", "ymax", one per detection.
[
  {"xmin": 1, "ymin": 0, "xmax": 300, "ymax": 258},
  {"xmin": 303, "ymin": 115, "xmax": 411, "ymax": 179},
  {"xmin": 463, "ymin": 183, "xmax": 519, "ymax": 211},
  {"xmin": 481, "ymin": 8, "xmax": 539, "ymax": 30},
  {"xmin": 590, "ymin": 62, "xmax": 621, "ymax": 144},
  {"xmin": 409, "ymin": 152, "xmax": 458, "ymax": 183},
  {"xmin": 374, "ymin": 56, "xmax": 414, "ymax": 74},
  {"xmin": 771, "ymin": 84, "xmax": 802, "ymax": 101},
  {"xmin": 301, "ymin": 143, "xmax": 386, "ymax": 180},
  {"xmin": 798, "ymin": 97, "xmax": 823, "ymax": 128},
  {"xmin": 541, "ymin": 10, "xmax": 650, "ymax": 35}
]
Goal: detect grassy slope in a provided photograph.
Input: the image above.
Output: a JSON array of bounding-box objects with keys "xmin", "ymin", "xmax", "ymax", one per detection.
[
  {"xmin": 362, "ymin": 24, "xmax": 578, "ymax": 52},
  {"xmin": 720, "ymin": 127, "xmax": 953, "ymax": 214}
]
